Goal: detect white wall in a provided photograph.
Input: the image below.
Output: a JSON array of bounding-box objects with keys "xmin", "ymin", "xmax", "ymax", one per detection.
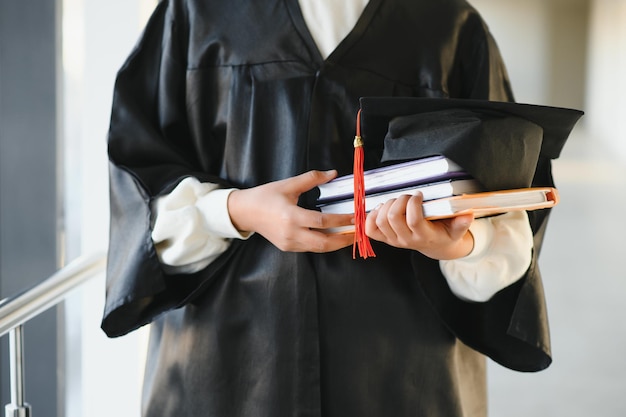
[
  {"xmin": 62, "ymin": 1, "xmax": 156, "ymax": 416},
  {"xmin": 474, "ymin": 0, "xmax": 626, "ymax": 161},
  {"xmin": 586, "ymin": 0, "xmax": 626, "ymax": 160},
  {"xmin": 471, "ymin": 0, "xmax": 590, "ymax": 110},
  {"xmin": 470, "ymin": 0, "xmax": 551, "ymax": 104}
]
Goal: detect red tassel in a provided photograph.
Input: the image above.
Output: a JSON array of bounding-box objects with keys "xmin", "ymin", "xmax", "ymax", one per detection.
[{"xmin": 353, "ymin": 110, "xmax": 376, "ymax": 259}]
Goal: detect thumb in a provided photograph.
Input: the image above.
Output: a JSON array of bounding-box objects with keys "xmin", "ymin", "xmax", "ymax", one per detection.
[{"xmin": 446, "ymin": 213, "xmax": 474, "ymax": 240}]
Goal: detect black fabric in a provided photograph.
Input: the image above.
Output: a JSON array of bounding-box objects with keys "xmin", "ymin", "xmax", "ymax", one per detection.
[{"xmin": 102, "ymin": 0, "xmax": 563, "ymax": 415}]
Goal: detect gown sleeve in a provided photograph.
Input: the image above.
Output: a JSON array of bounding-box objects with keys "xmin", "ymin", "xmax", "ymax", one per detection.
[
  {"xmin": 409, "ymin": 13, "xmax": 554, "ymax": 372},
  {"xmin": 103, "ymin": 1, "xmax": 234, "ymax": 337}
]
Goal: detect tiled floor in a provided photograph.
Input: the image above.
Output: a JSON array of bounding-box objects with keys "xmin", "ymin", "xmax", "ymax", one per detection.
[{"xmin": 488, "ymin": 125, "xmax": 626, "ymax": 416}]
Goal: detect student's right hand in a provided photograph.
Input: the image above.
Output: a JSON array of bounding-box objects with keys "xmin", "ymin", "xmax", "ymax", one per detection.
[{"xmin": 227, "ymin": 170, "xmax": 355, "ymax": 253}]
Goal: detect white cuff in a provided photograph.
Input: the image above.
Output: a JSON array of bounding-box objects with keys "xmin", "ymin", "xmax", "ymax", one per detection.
[
  {"xmin": 151, "ymin": 177, "xmax": 251, "ymax": 274},
  {"xmin": 195, "ymin": 188, "xmax": 251, "ymax": 239},
  {"xmin": 439, "ymin": 211, "xmax": 533, "ymax": 302}
]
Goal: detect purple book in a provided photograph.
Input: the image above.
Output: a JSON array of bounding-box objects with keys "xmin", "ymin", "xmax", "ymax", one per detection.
[{"xmin": 317, "ymin": 155, "xmax": 469, "ymax": 204}]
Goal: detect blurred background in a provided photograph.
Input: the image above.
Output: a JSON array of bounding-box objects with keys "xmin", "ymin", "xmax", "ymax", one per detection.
[{"xmin": 0, "ymin": 0, "xmax": 624, "ymax": 416}]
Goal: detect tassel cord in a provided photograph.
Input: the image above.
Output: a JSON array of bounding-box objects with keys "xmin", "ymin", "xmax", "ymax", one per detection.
[{"xmin": 353, "ymin": 110, "xmax": 376, "ymax": 259}]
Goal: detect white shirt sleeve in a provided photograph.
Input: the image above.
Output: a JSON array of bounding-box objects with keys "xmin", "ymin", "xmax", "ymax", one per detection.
[
  {"xmin": 150, "ymin": 177, "xmax": 251, "ymax": 274},
  {"xmin": 438, "ymin": 211, "xmax": 533, "ymax": 302}
]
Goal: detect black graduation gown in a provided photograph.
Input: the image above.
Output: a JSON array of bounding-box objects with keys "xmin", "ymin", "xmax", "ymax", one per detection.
[{"xmin": 103, "ymin": 0, "xmax": 552, "ymax": 416}]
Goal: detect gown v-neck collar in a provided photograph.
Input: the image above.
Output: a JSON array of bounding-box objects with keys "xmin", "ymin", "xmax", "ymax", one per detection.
[{"xmin": 284, "ymin": 0, "xmax": 384, "ymax": 66}]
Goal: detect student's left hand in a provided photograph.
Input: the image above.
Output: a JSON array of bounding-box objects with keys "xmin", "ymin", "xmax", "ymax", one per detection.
[{"xmin": 365, "ymin": 192, "xmax": 475, "ymax": 260}]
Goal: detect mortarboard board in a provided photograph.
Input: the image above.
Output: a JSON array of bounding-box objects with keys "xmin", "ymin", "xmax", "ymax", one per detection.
[
  {"xmin": 351, "ymin": 97, "xmax": 584, "ymax": 258},
  {"xmin": 359, "ymin": 96, "xmax": 584, "ymax": 189}
]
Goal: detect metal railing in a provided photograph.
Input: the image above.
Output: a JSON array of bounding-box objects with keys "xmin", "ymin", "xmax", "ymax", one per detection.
[{"xmin": 0, "ymin": 253, "xmax": 107, "ymax": 417}]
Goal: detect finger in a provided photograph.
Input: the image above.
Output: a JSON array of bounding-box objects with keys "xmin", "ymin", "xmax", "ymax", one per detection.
[
  {"xmin": 293, "ymin": 207, "xmax": 354, "ymax": 231},
  {"xmin": 364, "ymin": 204, "xmax": 383, "ymax": 238},
  {"xmin": 372, "ymin": 199, "xmax": 399, "ymax": 241},
  {"xmin": 314, "ymin": 230, "xmax": 355, "ymax": 252},
  {"xmin": 385, "ymin": 194, "xmax": 413, "ymax": 237},
  {"xmin": 276, "ymin": 229, "xmax": 354, "ymax": 253},
  {"xmin": 405, "ymin": 192, "xmax": 427, "ymax": 232},
  {"xmin": 295, "ymin": 228, "xmax": 355, "ymax": 253},
  {"xmin": 281, "ymin": 170, "xmax": 338, "ymax": 195}
]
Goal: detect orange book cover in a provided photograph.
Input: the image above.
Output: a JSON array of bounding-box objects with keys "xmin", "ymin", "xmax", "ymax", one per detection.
[{"xmin": 422, "ymin": 187, "xmax": 559, "ymax": 220}]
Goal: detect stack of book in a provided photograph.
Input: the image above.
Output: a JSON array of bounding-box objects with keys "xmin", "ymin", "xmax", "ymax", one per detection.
[{"xmin": 316, "ymin": 155, "xmax": 558, "ymax": 225}]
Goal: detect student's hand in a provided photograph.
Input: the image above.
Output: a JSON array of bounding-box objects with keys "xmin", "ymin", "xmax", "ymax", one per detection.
[
  {"xmin": 365, "ymin": 192, "xmax": 474, "ymax": 260},
  {"xmin": 227, "ymin": 170, "xmax": 355, "ymax": 253}
]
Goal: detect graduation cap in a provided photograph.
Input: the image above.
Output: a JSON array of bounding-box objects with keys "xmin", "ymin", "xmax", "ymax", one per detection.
[{"xmin": 351, "ymin": 97, "xmax": 584, "ymax": 258}]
